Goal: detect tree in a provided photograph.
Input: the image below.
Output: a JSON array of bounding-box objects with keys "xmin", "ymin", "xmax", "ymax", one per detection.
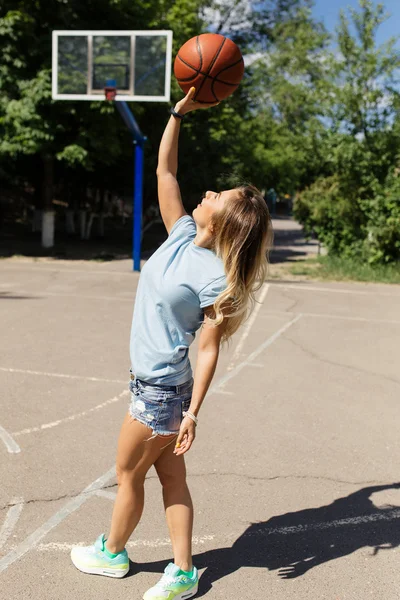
[{"xmin": 294, "ymin": 0, "xmax": 400, "ymax": 263}]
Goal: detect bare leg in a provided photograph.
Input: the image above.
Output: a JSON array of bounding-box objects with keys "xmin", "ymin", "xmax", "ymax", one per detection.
[
  {"xmin": 154, "ymin": 441, "xmax": 193, "ymax": 572},
  {"xmin": 106, "ymin": 412, "xmax": 176, "ymax": 553}
]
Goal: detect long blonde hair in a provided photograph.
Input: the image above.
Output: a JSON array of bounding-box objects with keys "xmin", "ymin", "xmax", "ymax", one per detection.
[{"xmin": 208, "ymin": 184, "xmax": 273, "ymax": 346}]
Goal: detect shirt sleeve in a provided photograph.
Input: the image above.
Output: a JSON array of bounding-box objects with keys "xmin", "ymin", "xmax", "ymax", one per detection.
[
  {"xmin": 198, "ymin": 276, "xmax": 227, "ymax": 308},
  {"xmin": 168, "ymin": 215, "xmax": 196, "ymax": 239}
]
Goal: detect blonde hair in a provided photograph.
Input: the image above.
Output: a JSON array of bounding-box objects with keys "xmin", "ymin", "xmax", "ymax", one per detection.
[{"xmin": 208, "ymin": 184, "xmax": 273, "ymax": 346}]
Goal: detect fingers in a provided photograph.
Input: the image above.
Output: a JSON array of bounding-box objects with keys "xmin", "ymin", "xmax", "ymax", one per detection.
[
  {"xmin": 175, "ymin": 427, "xmax": 185, "ymax": 448},
  {"xmin": 199, "ymin": 101, "xmax": 220, "ymax": 109},
  {"xmin": 180, "ymin": 87, "xmax": 221, "ymax": 111},
  {"xmin": 174, "ymin": 426, "xmax": 195, "ymax": 456},
  {"xmin": 174, "ymin": 435, "xmax": 194, "ymax": 456},
  {"xmin": 182, "ymin": 86, "xmax": 196, "ymax": 102}
]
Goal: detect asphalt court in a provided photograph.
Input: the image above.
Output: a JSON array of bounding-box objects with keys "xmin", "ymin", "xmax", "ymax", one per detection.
[{"xmin": 1, "ymin": 258, "xmax": 400, "ymax": 599}]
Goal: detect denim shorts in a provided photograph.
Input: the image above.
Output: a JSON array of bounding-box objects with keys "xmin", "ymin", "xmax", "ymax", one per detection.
[{"xmin": 128, "ymin": 375, "xmax": 193, "ymax": 439}]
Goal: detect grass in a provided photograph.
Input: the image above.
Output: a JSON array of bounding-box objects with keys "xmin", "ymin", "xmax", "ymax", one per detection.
[{"xmin": 287, "ymin": 255, "xmax": 400, "ymax": 284}]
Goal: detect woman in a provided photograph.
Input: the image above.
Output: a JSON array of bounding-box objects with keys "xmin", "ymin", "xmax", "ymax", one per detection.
[{"xmin": 70, "ymin": 87, "xmax": 273, "ymax": 600}]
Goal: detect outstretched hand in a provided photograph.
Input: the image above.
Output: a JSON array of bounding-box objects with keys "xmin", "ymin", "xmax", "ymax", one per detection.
[{"xmin": 174, "ymin": 87, "xmax": 219, "ymax": 116}]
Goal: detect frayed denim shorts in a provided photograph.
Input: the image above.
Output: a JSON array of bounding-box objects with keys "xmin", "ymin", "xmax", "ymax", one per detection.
[{"xmin": 128, "ymin": 374, "xmax": 193, "ymax": 439}]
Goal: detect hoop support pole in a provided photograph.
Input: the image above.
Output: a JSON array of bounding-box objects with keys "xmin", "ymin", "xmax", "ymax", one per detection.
[{"xmin": 115, "ymin": 101, "xmax": 146, "ymax": 272}]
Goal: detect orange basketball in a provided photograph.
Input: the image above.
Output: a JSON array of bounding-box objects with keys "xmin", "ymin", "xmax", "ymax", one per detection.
[{"xmin": 174, "ymin": 33, "xmax": 244, "ymax": 103}]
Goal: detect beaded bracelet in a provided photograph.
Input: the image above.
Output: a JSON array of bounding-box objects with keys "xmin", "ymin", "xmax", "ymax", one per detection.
[{"xmin": 182, "ymin": 411, "xmax": 198, "ymax": 426}]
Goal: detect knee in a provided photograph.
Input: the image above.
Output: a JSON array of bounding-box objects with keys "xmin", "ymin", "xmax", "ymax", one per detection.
[
  {"xmin": 116, "ymin": 463, "xmax": 145, "ymax": 487},
  {"xmin": 158, "ymin": 470, "xmax": 187, "ymax": 490}
]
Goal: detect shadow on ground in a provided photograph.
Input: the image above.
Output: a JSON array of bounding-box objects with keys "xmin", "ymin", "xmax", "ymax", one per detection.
[
  {"xmin": 0, "ymin": 216, "xmax": 317, "ymax": 264},
  {"xmin": 133, "ymin": 483, "xmax": 400, "ymax": 595},
  {"xmin": 269, "ymin": 216, "xmax": 320, "ymax": 264},
  {"xmin": 0, "ymin": 221, "xmax": 167, "ymax": 261}
]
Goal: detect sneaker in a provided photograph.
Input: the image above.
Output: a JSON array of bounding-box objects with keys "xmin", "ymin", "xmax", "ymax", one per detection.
[
  {"xmin": 143, "ymin": 562, "xmax": 199, "ymax": 600},
  {"xmin": 70, "ymin": 533, "xmax": 129, "ymax": 578}
]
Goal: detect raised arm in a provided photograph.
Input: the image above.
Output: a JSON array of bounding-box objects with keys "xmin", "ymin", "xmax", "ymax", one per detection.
[
  {"xmin": 156, "ymin": 109, "xmax": 187, "ymax": 234},
  {"xmin": 156, "ymin": 87, "xmax": 219, "ymax": 234}
]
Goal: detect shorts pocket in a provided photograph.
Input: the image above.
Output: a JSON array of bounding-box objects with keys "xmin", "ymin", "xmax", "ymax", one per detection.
[
  {"xmin": 136, "ymin": 381, "xmax": 164, "ymax": 405},
  {"xmin": 182, "ymin": 398, "xmax": 191, "ymax": 414}
]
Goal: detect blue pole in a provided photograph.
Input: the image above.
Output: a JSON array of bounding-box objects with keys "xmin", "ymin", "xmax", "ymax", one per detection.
[
  {"xmin": 133, "ymin": 140, "xmax": 144, "ymax": 272},
  {"xmin": 115, "ymin": 101, "xmax": 146, "ymax": 272}
]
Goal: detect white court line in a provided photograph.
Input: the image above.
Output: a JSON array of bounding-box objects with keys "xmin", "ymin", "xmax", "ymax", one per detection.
[
  {"xmin": 94, "ymin": 489, "xmax": 117, "ymax": 501},
  {"xmin": 260, "ymin": 311, "xmax": 400, "ymax": 326},
  {"xmin": 0, "ymin": 425, "xmax": 21, "ymax": 454},
  {"xmin": 227, "ymin": 283, "xmax": 270, "ymax": 371},
  {"xmin": 0, "ymin": 367, "xmax": 126, "ymax": 384},
  {"xmin": 12, "ymin": 390, "xmax": 129, "ymax": 437},
  {"xmin": 0, "ymin": 498, "xmax": 23, "ymax": 549},
  {"xmin": 304, "ymin": 311, "xmax": 400, "ymax": 325},
  {"xmin": 248, "ymin": 507, "xmax": 400, "ymax": 537},
  {"xmin": 31, "ymin": 508, "xmax": 400, "ymax": 551},
  {"xmin": 39, "ymin": 291, "xmax": 134, "ymax": 302},
  {"xmin": 36, "ymin": 535, "xmax": 215, "ymax": 552},
  {"xmin": 0, "ymin": 316, "xmax": 300, "ymax": 572},
  {"xmin": 0, "ymin": 466, "xmax": 116, "ymax": 574},
  {"xmin": 0, "ymin": 264, "xmax": 136, "ymax": 277},
  {"xmin": 0, "ymin": 290, "xmax": 134, "ymax": 302},
  {"xmin": 271, "ymin": 282, "xmax": 400, "ymax": 298},
  {"xmin": 210, "ymin": 314, "xmax": 302, "ymax": 392}
]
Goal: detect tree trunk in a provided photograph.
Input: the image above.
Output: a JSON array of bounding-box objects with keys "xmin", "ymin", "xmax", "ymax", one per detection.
[
  {"xmin": 97, "ymin": 188, "xmax": 106, "ymax": 237},
  {"xmin": 42, "ymin": 212, "xmax": 55, "ymax": 247},
  {"xmin": 41, "ymin": 156, "xmax": 55, "ymax": 248},
  {"xmin": 79, "ymin": 210, "xmax": 87, "ymax": 240},
  {"xmin": 66, "ymin": 210, "xmax": 75, "ymax": 234}
]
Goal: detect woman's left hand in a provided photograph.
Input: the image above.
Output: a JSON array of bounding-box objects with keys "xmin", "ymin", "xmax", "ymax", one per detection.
[{"xmin": 174, "ymin": 417, "xmax": 196, "ymax": 456}]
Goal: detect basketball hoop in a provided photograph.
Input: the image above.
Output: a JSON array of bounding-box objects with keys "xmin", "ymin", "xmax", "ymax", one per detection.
[
  {"xmin": 104, "ymin": 79, "xmax": 117, "ymax": 101},
  {"xmin": 104, "ymin": 86, "xmax": 117, "ymax": 101}
]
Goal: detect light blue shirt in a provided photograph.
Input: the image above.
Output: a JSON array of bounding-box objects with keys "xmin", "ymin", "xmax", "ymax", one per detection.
[{"xmin": 130, "ymin": 215, "xmax": 227, "ymax": 385}]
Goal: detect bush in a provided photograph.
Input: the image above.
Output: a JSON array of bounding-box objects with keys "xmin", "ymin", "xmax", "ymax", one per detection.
[{"xmin": 294, "ymin": 168, "xmax": 400, "ymax": 264}]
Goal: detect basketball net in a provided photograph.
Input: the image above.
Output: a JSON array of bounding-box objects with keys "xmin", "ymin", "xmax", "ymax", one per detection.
[{"xmin": 104, "ymin": 86, "xmax": 117, "ymax": 101}]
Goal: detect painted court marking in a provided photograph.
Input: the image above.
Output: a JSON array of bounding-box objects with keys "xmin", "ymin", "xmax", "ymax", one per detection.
[
  {"xmin": 212, "ymin": 314, "xmax": 302, "ymax": 392},
  {"xmin": 0, "ymin": 466, "xmax": 116, "ymax": 574},
  {"xmin": 0, "ymin": 290, "xmax": 135, "ymax": 302},
  {"xmin": 260, "ymin": 311, "xmax": 400, "ymax": 326},
  {"xmin": 0, "ymin": 316, "xmax": 302, "ymax": 573},
  {"xmin": 0, "ymin": 425, "xmax": 21, "ymax": 454},
  {"xmin": 28, "ymin": 508, "xmax": 400, "ymax": 552},
  {"xmin": 12, "ymin": 390, "xmax": 129, "ymax": 437},
  {"xmin": 0, "ymin": 498, "xmax": 23, "ymax": 550},
  {"xmin": 227, "ymin": 283, "xmax": 270, "ymax": 372},
  {"xmin": 272, "ymin": 282, "xmax": 400, "ymax": 298},
  {"xmin": 0, "ymin": 264, "xmax": 136, "ymax": 277},
  {"xmin": 94, "ymin": 489, "xmax": 117, "ymax": 502},
  {"xmin": 0, "ymin": 367, "xmax": 126, "ymax": 384},
  {"xmin": 36, "ymin": 535, "xmax": 215, "ymax": 551}
]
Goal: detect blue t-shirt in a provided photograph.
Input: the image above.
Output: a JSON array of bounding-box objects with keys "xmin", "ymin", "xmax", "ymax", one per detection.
[{"xmin": 130, "ymin": 215, "xmax": 227, "ymax": 385}]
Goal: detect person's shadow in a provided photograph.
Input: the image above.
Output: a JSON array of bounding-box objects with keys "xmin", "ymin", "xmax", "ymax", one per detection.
[{"xmin": 133, "ymin": 483, "xmax": 400, "ymax": 596}]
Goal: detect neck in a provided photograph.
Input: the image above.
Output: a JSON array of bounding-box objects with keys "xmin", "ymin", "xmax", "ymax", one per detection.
[{"xmin": 193, "ymin": 226, "xmax": 213, "ymax": 249}]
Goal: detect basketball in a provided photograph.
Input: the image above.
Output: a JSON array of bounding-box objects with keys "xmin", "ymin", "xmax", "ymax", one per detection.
[{"xmin": 174, "ymin": 33, "xmax": 244, "ymax": 103}]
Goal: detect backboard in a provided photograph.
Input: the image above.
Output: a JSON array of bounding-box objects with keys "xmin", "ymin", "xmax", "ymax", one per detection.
[{"xmin": 52, "ymin": 30, "xmax": 173, "ymax": 102}]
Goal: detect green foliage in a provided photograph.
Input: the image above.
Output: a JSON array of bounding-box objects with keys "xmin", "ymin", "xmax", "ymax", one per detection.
[
  {"xmin": 294, "ymin": 0, "xmax": 400, "ymax": 264},
  {"xmin": 0, "ymin": 0, "xmax": 399, "ymax": 267},
  {"xmin": 360, "ymin": 169, "xmax": 400, "ymax": 263},
  {"xmin": 289, "ymin": 255, "xmax": 400, "ymax": 284}
]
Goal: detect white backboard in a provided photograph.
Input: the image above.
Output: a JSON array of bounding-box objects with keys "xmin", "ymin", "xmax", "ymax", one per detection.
[{"xmin": 52, "ymin": 30, "xmax": 173, "ymax": 102}]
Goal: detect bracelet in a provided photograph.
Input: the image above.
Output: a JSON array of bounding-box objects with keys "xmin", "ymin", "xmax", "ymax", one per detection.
[
  {"xmin": 170, "ymin": 107, "xmax": 185, "ymax": 120},
  {"xmin": 183, "ymin": 411, "xmax": 198, "ymax": 426}
]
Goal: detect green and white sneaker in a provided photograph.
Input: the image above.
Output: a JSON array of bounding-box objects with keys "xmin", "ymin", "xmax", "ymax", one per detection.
[
  {"xmin": 70, "ymin": 533, "xmax": 129, "ymax": 578},
  {"xmin": 143, "ymin": 562, "xmax": 199, "ymax": 600}
]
